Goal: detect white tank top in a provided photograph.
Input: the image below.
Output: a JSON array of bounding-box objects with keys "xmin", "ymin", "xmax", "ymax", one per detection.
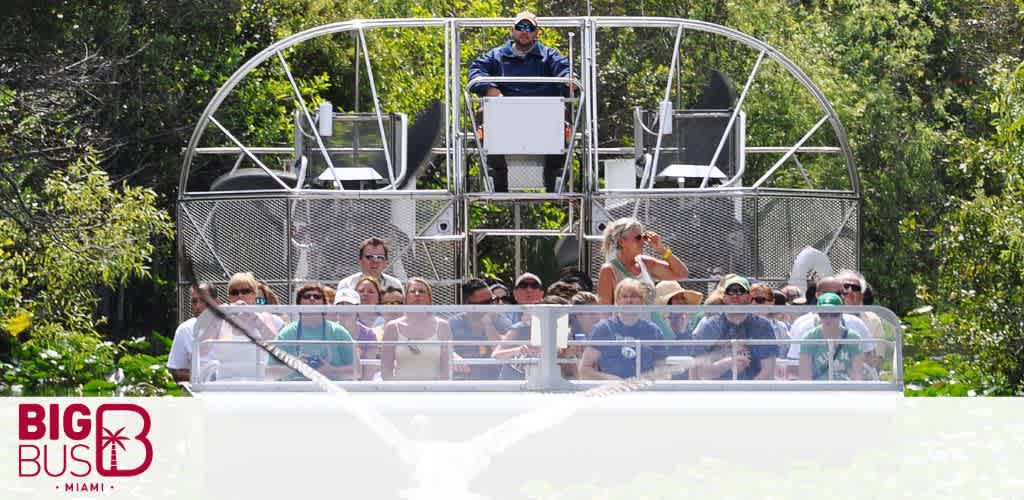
[{"xmin": 394, "ymin": 321, "xmax": 444, "ymax": 380}]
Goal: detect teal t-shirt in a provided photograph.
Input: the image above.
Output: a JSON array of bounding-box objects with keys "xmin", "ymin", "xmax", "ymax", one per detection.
[
  {"xmin": 273, "ymin": 320, "xmax": 355, "ymax": 371},
  {"xmin": 800, "ymin": 327, "xmax": 862, "ymax": 380}
]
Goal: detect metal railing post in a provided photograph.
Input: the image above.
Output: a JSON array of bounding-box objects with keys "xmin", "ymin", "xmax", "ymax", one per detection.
[{"xmin": 526, "ymin": 307, "xmax": 574, "ymax": 391}]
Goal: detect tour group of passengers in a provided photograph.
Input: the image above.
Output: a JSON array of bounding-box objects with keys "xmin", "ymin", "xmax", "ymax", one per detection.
[{"xmin": 168, "ymin": 217, "xmax": 888, "ymax": 384}]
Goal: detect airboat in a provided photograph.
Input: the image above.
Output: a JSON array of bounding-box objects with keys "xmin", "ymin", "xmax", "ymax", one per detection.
[
  {"xmin": 177, "ymin": 15, "xmax": 902, "ymax": 393},
  {"xmin": 174, "ymin": 14, "xmax": 906, "ymax": 499}
]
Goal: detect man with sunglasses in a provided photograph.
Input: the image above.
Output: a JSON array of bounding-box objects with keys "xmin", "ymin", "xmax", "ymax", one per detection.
[
  {"xmin": 448, "ymin": 278, "xmax": 515, "ymax": 379},
  {"xmin": 468, "ymin": 11, "xmax": 571, "ymax": 192},
  {"xmin": 690, "ymin": 275, "xmax": 777, "ymax": 380},
  {"xmin": 784, "ymin": 276, "xmax": 875, "ymax": 369},
  {"xmin": 337, "ymin": 237, "xmax": 404, "ymax": 293}
]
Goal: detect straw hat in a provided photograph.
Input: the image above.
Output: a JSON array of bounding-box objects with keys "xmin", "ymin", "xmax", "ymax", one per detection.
[{"xmin": 654, "ymin": 280, "xmax": 703, "ymax": 305}]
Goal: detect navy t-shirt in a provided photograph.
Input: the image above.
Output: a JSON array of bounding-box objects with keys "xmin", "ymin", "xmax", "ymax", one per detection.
[
  {"xmin": 691, "ymin": 314, "xmax": 776, "ymax": 380},
  {"xmin": 589, "ymin": 317, "xmax": 666, "ymax": 378}
]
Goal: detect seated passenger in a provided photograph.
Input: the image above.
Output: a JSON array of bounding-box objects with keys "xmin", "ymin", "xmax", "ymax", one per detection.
[
  {"xmin": 799, "ymin": 292, "xmax": 864, "ymax": 381},
  {"xmin": 749, "ymin": 282, "xmax": 790, "ymax": 358},
  {"xmin": 545, "ymin": 280, "xmax": 581, "ymax": 301},
  {"xmin": 330, "ymin": 288, "xmax": 363, "ymax": 344},
  {"xmin": 568, "ymin": 291, "xmax": 602, "ymax": 341},
  {"xmin": 500, "ymin": 272, "xmax": 544, "ymax": 325},
  {"xmin": 565, "ymin": 291, "xmax": 602, "ymax": 380},
  {"xmin": 194, "ymin": 272, "xmax": 282, "ymax": 380},
  {"xmin": 785, "ymin": 276, "xmax": 874, "ymax": 361},
  {"xmin": 255, "ymin": 281, "xmax": 285, "ymax": 322},
  {"xmin": 578, "ymin": 279, "xmax": 667, "ymax": 380},
  {"xmin": 353, "ymin": 276, "xmax": 387, "ymax": 380},
  {"xmin": 167, "ymin": 282, "xmax": 217, "ymax": 382},
  {"xmin": 337, "ymin": 237, "xmax": 404, "ymax": 293},
  {"xmin": 269, "ymin": 283, "xmax": 356, "ymax": 381},
  {"xmin": 653, "ymin": 280, "xmax": 704, "ymax": 354},
  {"xmin": 490, "ymin": 282, "xmax": 514, "ymax": 304},
  {"xmin": 381, "ymin": 278, "xmax": 452, "ymax": 380},
  {"xmin": 558, "ymin": 267, "xmax": 594, "ymax": 293},
  {"xmin": 836, "ymin": 269, "xmax": 890, "ymax": 369},
  {"xmin": 690, "ymin": 275, "xmax": 776, "ymax": 380},
  {"xmin": 448, "ymin": 278, "xmax": 514, "ymax": 380},
  {"xmin": 492, "ymin": 295, "xmax": 569, "ymax": 380}
]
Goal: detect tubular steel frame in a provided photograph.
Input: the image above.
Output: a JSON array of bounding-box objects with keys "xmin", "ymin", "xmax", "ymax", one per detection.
[{"xmin": 178, "ymin": 16, "xmax": 861, "ymax": 322}]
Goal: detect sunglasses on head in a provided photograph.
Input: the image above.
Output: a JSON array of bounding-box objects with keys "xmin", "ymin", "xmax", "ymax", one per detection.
[
  {"xmin": 362, "ymin": 254, "xmax": 387, "ymax": 261},
  {"xmin": 516, "ymin": 281, "xmax": 541, "ymax": 290},
  {"xmin": 751, "ymin": 296, "xmax": 772, "ymax": 304},
  {"xmin": 228, "ymin": 287, "xmax": 253, "ymax": 297},
  {"xmin": 300, "ymin": 293, "xmax": 324, "ymax": 301},
  {"xmin": 514, "ymin": 21, "xmax": 536, "ymax": 32},
  {"xmin": 724, "ymin": 286, "xmax": 748, "ymax": 296},
  {"xmin": 842, "ymin": 283, "xmax": 862, "ymax": 292}
]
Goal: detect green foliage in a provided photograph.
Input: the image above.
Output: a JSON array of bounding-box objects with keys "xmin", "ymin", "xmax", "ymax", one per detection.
[
  {"xmin": 0, "ymin": 324, "xmax": 181, "ymax": 397},
  {"xmin": 919, "ymin": 56, "xmax": 1024, "ymax": 393},
  {"xmin": 0, "ymin": 154, "xmax": 174, "ymax": 395}
]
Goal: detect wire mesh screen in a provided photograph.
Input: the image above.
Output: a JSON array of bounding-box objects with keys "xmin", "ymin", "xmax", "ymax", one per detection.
[
  {"xmin": 179, "ymin": 195, "xmax": 459, "ymax": 319},
  {"xmin": 588, "ymin": 193, "xmax": 858, "ymax": 287},
  {"xmin": 179, "ymin": 198, "xmax": 290, "ymax": 282},
  {"xmin": 757, "ymin": 196, "xmax": 859, "ymax": 281}
]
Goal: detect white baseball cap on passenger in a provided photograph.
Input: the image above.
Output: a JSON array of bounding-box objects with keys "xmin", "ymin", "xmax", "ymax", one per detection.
[{"xmin": 334, "ymin": 288, "xmax": 361, "ymax": 305}]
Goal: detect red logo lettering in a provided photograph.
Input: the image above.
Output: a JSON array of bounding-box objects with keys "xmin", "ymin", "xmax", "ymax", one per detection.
[{"xmin": 94, "ymin": 404, "xmax": 153, "ymax": 477}]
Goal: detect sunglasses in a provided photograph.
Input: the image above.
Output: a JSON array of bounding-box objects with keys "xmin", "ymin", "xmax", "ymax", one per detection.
[
  {"xmin": 383, "ymin": 300, "xmax": 404, "ymax": 305},
  {"xmin": 300, "ymin": 293, "xmax": 324, "ymax": 301},
  {"xmin": 820, "ymin": 312, "xmax": 841, "ymax": 319},
  {"xmin": 228, "ymin": 287, "xmax": 254, "ymax": 297},
  {"xmin": 842, "ymin": 283, "xmax": 862, "ymax": 292},
  {"xmin": 751, "ymin": 296, "xmax": 772, "ymax": 304},
  {"xmin": 724, "ymin": 287, "xmax": 748, "ymax": 296},
  {"xmin": 362, "ymin": 254, "xmax": 387, "ymax": 261},
  {"xmin": 516, "ymin": 281, "xmax": 542, "ymax": 290},
  {"xmin": 514, "ymin": 21, "xmax": 536, "ymax": 32}
]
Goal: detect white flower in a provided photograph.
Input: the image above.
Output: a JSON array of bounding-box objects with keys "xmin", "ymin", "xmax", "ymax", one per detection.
[
  {"xmin": 11, "ymin": 385, "xmax": 23, "ymax": 396},
  {"xmin": 149, "ymin": 364, "xmax": 161, "ymax": 371}
]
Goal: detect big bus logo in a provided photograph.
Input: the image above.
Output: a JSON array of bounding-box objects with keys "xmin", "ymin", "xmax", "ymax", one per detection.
[{"xmin": 18, "ymin": 403, "xmax": 153, "ymax": 479}]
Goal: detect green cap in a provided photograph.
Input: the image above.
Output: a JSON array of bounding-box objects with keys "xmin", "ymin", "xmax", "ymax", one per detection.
[
  {"xmin": 722, "ymin": 276, "xmax": 750, "ymax": 292},
  {"xmin": 816, "ymin": 292, "xmax": 843, "ymax": 307}
]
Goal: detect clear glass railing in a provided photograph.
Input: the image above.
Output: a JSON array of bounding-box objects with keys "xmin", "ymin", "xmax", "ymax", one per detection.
[{"xmin": 190, "ymin": 304, "xmax": 901, "ymax": 392}]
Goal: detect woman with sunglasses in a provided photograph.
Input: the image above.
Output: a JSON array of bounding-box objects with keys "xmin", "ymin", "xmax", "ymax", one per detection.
[
  {"xmin": 380, "ymin": 278, "xmax": 452, "ymax": 380},
  {"xmin": 268, "ymin": 283, "xmax": 356, "ymax": 381},
  {"xmin": 194, "ymin": 272, "xmax": 282, "ymax": 380},
  {"xmin": 750, "ymin": 282, "xmax": 791, "ymax": 358},
  {"xmin": 596, "ymin": 217, "xmax": 688, "ymax": 307}
]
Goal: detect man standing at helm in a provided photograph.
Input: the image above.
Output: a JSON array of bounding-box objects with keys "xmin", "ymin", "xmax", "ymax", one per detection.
[{"xmin": 468, "ymin": 10, "xmax": 571, "ymax": 192}]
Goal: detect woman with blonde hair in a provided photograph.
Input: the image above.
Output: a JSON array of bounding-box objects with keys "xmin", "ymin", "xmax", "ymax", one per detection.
[
  {"xmin": 578, "ymin": 278, "xmax": 667, "ymax": 380},
  {"xmin": 380, "ymin": 278, "xmax": 452, "ymax": 380},
  {"xmin": 194, "ymin": 272, "xmax": 282, "ymax": 380},
  {"xmin": 596, "ymin": 217, "xmax": 688, "ymax": 306}
]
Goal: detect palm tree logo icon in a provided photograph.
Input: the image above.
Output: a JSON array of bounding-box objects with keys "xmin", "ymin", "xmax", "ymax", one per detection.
[{"xmin": 98, "ymin": 426, "xmax": 129, "ymax": 472}]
